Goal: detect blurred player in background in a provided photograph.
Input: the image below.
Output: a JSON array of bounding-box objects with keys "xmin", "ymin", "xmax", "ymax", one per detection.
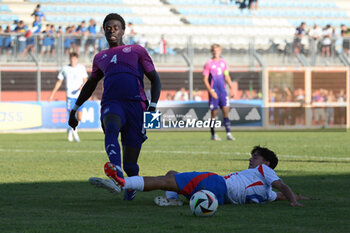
[
  {"xmin": 203, "ymin": 43, "xmax": 235, "ymax": 141},
  {"xmin": 49, "ymin": 52, "xmax": 88, "ymax": 142},
  {"xmin": 69, "ymin": 13, "xmax": 161, "ymax": 201},
  {"xmin": 103, "ymin": 146, "xmax": 307, "ymax": 207}
]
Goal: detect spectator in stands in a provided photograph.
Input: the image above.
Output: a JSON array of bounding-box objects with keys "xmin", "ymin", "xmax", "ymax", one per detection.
[
  {"xmin": 31, "ymin": 4, "xmax": 45, "ymax": 23},
  {"xmin": 174, "ymin": 87, "xmax": 189, "ymax": 101},
  {"xmin": 236, "ymin": 0, "xmax": 248, "ymax": 9},
  {"xmin": 294, "ymin": 88, "xmax": 305, "ymax": 125},
  {"xmin": 340, "ymin": 24, "xmax": 350, "ymax": 56},
  {"xmin": 21, "ymin": 16, "xmax": 42, "ymax": 57},
  {"xmin": 321, "ymin": 24, "xmax": 332, "ymax": 57},
  {"xmin": 282, "ymin": 87, "xmax": 294, "ymax": 125},
  {"xmin": 293, "ymin": 22, "xmax": 306, "ymax": 56},
  {"xmin": 159, "ymin": 34, "xmax": 167, "ymax": 62},
  {"xmin": 337, "ymin": 89, "xmax": 346, "ymax": 102},
  {"xmin": 0, "ymin": 26, "xmax": 4, "ymax": 54},
  {"xmin": 326, "ymin": 90, "xmax": 336, "ymax": 126},
  {"xmin": 165, "ymin": 93, "xmax": 174, "ymax": 101},
  {"xmin": 14, "ymin": 20, "xmax": 27, "ymax": 54},
  {"xmin": 309, "ymin": 24, "xmax": 322, "ymax": 55},
  {"xmin": 49, "ymin": 25, "xmax": 57, "ymax": 56},
  {"xmin": 41, "ymin": 24, "xmax": 52, "ymax": 56},
  {"xmin": 337, "ymin": 89, "xmax": 346, "ymax": 124},
  {"xmin": 73, "ymin": 21, "xmax": 87, "ymax": 55},
  {"xmin": 85, "ymin": 19, "xmax": 97, "ymax": 56},
  {"xmin": 248, "ymin": 0, "xmax": 258, "ymax": 10},
  {"xmin": 137, "ymin": 34, "xmax": 148, "ymax": 49},
  {"xmin": 125, "ymin": 22, "xmax": 136, "ymax": 45},
  {"xmin": 2, "ymin": 26, "xmax": 12, "ymax": 55},
  {"xmin": 97, "ymin": 26, "xmax": 108, "ymax": 52},
  {"xmin": 313, "ymin": 89, "xmax": 326, "ymax": 125},
  {"xmin": 57, "ymin": 26, "xmax": 63, "ymax": 35},
  {"xmin": 64, "ymin": 26, "xmax": 73, "ymax": 55},
  {"xmin": 194, "ymin": 89, "xmax": 203, "ymax": 101},
  {"xmin": 0, "ymin": 26, "xmax": 3, "ymax": 54}
]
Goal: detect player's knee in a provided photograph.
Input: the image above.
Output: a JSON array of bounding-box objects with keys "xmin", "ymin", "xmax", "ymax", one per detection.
[
  {"xmin": 104, "ymin": 122, "xmax": 119, "ymax": 135},
  {"xmin": 123, "ymin": 162, "xmax": 139, "ymax": 177},
  {"xmin": 103, "ymin": 115, "xmax": 122, "ymax": 133}
]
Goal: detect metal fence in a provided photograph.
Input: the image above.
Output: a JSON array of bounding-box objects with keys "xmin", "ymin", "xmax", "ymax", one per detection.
[{"xmin": 1, "ymin": 32, "xmax": 350, "ymax": 67}]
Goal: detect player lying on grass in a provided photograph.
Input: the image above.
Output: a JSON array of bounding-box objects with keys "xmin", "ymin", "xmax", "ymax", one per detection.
[{"xmin": 92, "ymin": 146, "xmax": 308, "ymax": 206}]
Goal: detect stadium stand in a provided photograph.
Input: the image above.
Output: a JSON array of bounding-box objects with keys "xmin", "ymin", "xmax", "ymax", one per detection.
[
  {"xmin": 0, "ymin": 0, "xmax": 349, "ymax": 63},
  {"xmin": 0, "ymin": 0, "xmax": 349, "ymax": 110}
]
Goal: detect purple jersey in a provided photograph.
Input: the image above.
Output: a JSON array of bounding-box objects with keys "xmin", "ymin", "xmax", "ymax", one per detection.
[
  {"xmin": 91, "ymin": 44, "xmax": 155, "ymax": 105},
  {"xmin": 202, "ymin": 58, "xmax": 228, "ymax": 92}
]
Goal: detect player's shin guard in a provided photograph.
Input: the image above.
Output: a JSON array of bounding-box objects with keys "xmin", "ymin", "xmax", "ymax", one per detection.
[
  {"xmin": 123, "ymin": 162, "xmax": 139, "ymax": 177},
  {"xmin": 104, "ymin": 122, "xmax": 123, "ymax": 177},
  {"xmin": 210, "ymin": 118, "xmax": 216, "ymax": 136},
  {"xmin": 224, "ymin": 117, "xmax": 231, "ymax": 133}
]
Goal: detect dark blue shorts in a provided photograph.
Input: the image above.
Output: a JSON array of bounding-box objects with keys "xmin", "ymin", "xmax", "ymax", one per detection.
[
  {"xmin": 100, "ymin": 100, "xmax": 148, "ymax": 149},
  {"xmin": 209, "ymin": 91, "xmax": 229, "ymax": 110},
  {"xmin": 175, "ymin": 172, "xmax": 227, "ymax": 205}
]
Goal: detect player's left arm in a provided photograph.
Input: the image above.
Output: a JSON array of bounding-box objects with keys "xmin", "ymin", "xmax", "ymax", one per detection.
[
  {"xmin": 272, "ymin": 179, "xmax": 303, "ymax": 207},
  {"xmin": 145, "ymin": 70, "xmax": 161, "ymax": 111},
  {"xmin": 138, "ymin": 45, "xmax": 162, "ymax": 111},
  {"xmin": 224, "ymin": 68, "xmax": 235, "ymax": 98}
]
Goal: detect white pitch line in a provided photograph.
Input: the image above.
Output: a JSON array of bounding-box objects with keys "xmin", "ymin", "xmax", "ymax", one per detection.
[{"xmin": 1, "ymin": 148, "xmax": 350, "ymax": 161}]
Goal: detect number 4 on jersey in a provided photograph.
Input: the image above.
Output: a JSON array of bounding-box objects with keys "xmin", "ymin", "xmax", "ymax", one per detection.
[{"xmin": 110, "ymin": 55, "xmax": 118, "ymax": 64}]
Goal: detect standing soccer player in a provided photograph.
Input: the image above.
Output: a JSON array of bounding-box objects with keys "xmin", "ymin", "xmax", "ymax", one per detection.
[
  {"xmin": 68, "ymin": 13, "xmax": 161, "ymax": 200},
  {"xmin": 49, "ymin": 52, "xmax": 88, "ymax": 142},
  {"xmin": 203, "ymin": 44, "xmax": 235, "ymax": 141}
]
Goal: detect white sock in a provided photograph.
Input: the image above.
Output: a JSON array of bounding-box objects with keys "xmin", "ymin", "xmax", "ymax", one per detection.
[
  {"xmin": 227, "ymin": 132, "xmax": 232, "ymax": 136},
  {"xmin": 165, "ymin": 191, "xmax": 179, "ymax": 200},
  {"xmin": 124, "ymin": 176, "xmax": 144, "ymax": 191}
]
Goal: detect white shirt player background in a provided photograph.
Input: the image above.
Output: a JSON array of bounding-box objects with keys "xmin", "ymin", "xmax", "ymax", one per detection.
[
  {"xmin": 58, "ymin": 64, "xmax": 88, "ymax": 98},
  {"xmin": 224, "ymin": 164, "xmax": 280, "ymax": 204}
]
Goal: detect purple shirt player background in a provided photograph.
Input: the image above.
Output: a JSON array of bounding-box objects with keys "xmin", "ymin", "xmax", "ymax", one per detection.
[
  {"xmin": 202, "ymin": 58, "xmax": 228, "ymax": 93},
  {"xmin": 91, "ymin": 44, "xmax": 155, "ymax": 105}
]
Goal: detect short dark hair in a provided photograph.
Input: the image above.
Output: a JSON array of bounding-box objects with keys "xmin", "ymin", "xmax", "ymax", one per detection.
[
  {"xmin": 251, "ymin": 146, "xmax": 278, "ymax": 169},
  {"xmin": 69, "ymin": 52, "xmax": 79, "ymax": 58},
  {"xmin": 103, "ymin": 13, "xmax": 125, "ymax": 30}
]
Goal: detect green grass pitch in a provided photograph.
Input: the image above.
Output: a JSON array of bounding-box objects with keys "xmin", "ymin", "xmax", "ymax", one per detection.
[{"xmin": 0, "ymin": 131, "xmax": 349, "ymax": 233}]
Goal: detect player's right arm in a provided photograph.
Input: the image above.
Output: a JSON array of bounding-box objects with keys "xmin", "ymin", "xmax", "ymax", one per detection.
[
  {"xmin": 49, "ymin": 68, "xmax": 65, "ymax": 102},
  {"xmin": 48, "ymin": 79, "xmax": 63, "ymax": 102},
  {"xmin": 203, "ymin": 61, "xmax": 217, "ymax": 99},
  {"xmin": 68, "ymin": 58, "xmax": 104, "ymax": 130},
  {"xmin": 272, "ymin": 179, "xmax": 303, "ymax": 207}
]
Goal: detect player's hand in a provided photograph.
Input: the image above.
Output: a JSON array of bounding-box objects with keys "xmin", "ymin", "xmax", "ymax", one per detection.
[
  {"xmin": 68, "ymin": 110, "xmax": 78, "ymax": 130},
  {"xmin": 296, "ymin": 195, "xmax": 310, "ymax": 200},
  {"xmin": 210, "ymin": 90, "xmax": 218, "ymax": 99},
  {"xmin": 229, "ymin": 89, "xmax": 235, "ymax": 99},
  {"xmin": 147, "ymin": 106, "xmax": 156, "ymax": 112},
  {"xmin": 290, "ymin": 201, "xmax": 303, "ymax": 207}
]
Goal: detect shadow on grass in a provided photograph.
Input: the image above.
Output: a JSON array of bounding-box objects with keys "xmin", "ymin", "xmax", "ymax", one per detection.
[{"xmin": 0, "ymin": 174, "xmax": 349, "ymax": 233}]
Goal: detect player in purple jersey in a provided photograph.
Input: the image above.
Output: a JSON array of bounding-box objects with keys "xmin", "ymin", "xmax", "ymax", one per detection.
[
  {"xmin": 203, "ymin": 44, "xmax": 235, "ymax": 141},
  {"xmin": 104, "ymin": 146, "xmax": 308, "ymax": 207},
  {"xmin": 68, "ymin": 13, "xmax": 161, "ymax": 201}
]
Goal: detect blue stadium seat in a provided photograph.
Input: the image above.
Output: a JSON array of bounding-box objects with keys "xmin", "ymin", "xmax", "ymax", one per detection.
[{"xmin": 0, "ymin": 4, "xmax": 10, "ymax": 12}]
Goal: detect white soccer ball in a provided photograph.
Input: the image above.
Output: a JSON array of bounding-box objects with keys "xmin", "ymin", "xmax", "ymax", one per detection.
[{"xmin": 189, "ymin": 190, "xmax": 218, "ymax": 217}]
